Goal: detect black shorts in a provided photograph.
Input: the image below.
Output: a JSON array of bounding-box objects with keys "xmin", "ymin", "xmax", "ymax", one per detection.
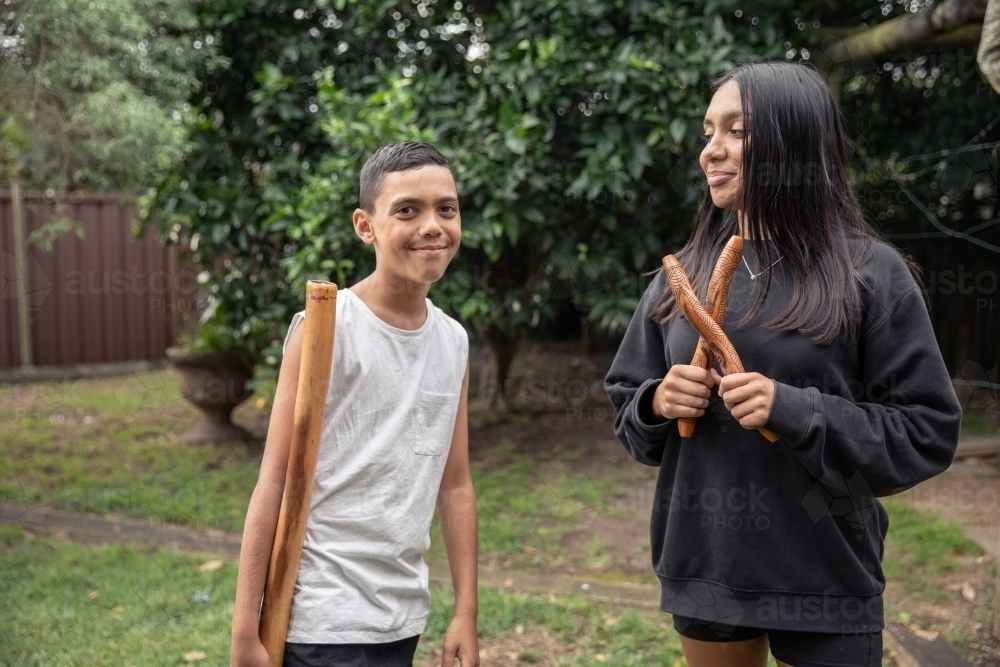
[
  {"xmin": 674, "ymin": 615, "xmax": 881, "ymax": 667},
  {"xmin": 283, "ymin": 635, "xmax": 421, "ymax": 667}
]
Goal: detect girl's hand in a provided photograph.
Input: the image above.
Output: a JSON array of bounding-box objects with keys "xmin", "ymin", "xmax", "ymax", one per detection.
[
  {"xmin": 652, "ymin": 365, "xmax": 715, "ymax": 421},
  {"xmin": 713, "ymin": 370, "xmax": 775, "ymax": 430}
]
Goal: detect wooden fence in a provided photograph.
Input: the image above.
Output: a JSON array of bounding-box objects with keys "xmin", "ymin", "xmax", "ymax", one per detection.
[
  {"xmin": 0, "ymin": 191, "xmax": 192, "ymax": 369},
  {"xmin": 0, "ymin": 192, "xmax": 995, "ymax": 386}
]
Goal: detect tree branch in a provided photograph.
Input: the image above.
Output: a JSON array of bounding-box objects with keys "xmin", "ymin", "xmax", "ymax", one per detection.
[{"xmin": 814, "ymin": 0, "xmax": 987, "ymax": 74}]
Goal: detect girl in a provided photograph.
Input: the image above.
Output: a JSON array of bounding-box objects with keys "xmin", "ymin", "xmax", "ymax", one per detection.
[{"xmin": 604, "ymin": 62, "xmax": 962, "ymax": 667}]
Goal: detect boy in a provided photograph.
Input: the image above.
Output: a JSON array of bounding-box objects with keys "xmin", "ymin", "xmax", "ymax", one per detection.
[{"xmin": 231, "ymin": 142, "xmax": 479, "ymax": 667}]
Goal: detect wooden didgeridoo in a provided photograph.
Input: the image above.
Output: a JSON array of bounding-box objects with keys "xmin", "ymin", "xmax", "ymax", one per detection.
[
  {"xmin": 678, "ymin": 236, "xmax": 745, "ymax": 438},
  {"xmin": 259, "ymin": 280, "xmax": 338, "ymax": 667},
  {"xmin": 662, "ymin": 256, "xmax": 779, "ymax": 444}
]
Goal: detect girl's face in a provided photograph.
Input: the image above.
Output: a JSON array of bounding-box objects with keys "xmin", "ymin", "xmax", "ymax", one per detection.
[{"xmin": 699, "ymin": 80, "xmax": 745, "ymax": 211}]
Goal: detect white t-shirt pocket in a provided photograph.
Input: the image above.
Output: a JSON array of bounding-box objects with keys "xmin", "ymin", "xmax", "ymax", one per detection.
[{"xmin": 413, "ymin": 390, "xmax": 457, "ymax": 456}]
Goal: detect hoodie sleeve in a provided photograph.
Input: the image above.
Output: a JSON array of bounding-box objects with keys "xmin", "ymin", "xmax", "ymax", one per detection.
[
  {"xmin": 762, "ymin": 275, "xmax": 962, "ymax": 497},
  {"xmin": 604, "ymin": 271, "xmax": 676, "ymax": 466}
]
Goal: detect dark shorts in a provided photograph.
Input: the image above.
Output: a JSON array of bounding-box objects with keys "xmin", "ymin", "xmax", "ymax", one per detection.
[
  {"xmin": 674, "ymin": 615, "xmax": 881, "ymax": 667},
  {"xmin": 283, "ymin": 635, "xmax": 421, "ymax": 667}
]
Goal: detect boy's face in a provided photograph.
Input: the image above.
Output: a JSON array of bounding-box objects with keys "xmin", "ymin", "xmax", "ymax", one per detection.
[{"xmin": 354, "ymin": 165, "xmax": 461, "ymax": 288}]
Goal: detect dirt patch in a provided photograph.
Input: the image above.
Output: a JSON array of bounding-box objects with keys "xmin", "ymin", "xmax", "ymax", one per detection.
[
  {"xmin": 416, "ymin": 629, "xmax": 579, "ymax": 667},
  {"xmin": 884, "ymin": 554, "xmax": 1000, "ymax": 666},
  {"xmin": 556, "ymin": 511, "xmax": 654, "ymax": 579}
]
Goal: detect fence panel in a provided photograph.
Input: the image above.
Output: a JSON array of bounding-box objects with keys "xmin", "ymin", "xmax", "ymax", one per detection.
[{"xmin": 0, "ymin": 191, "xmax": 193, "ymax": 369}]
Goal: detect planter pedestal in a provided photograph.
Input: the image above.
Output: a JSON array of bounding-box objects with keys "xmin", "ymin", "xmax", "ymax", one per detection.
[{"xmin": 166, "ymin": 347, "xmax": 253, "ymax": 444}]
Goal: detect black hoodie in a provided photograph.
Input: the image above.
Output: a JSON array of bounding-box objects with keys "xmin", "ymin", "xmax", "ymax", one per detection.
[{"xmin": 604, "ymin": 240, "xmax": 961, "ymax": 634}]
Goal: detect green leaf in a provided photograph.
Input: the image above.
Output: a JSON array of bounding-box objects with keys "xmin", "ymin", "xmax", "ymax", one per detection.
[{"xmin": 670, "ymin": 118, "xmax": 687, "ymax": 144}]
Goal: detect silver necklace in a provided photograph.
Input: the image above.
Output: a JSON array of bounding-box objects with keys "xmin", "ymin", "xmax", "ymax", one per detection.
[{"xmin": 743, "ymin": 254, "xmax": 784, "ymax": 281}]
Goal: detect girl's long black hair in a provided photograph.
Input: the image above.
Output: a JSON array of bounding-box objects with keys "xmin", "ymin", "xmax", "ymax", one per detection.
[{"xmin": 650, "ymin": 62, "xmax": 919, "ymax": 344}]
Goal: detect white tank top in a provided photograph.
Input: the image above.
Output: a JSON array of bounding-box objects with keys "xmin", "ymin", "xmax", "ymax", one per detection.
[{"xmin": 281, "ymin": 288, "xmax": 468, "ymax": 643}]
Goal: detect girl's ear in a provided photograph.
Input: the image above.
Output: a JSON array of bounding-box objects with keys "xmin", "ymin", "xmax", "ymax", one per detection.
[{"xmin": 353, "ymin": 208, "xmax": 377, "ymax": 245}]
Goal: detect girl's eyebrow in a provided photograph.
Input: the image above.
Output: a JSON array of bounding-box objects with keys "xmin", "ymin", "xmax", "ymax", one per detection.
[{"xmin": 703, "ymin": 110, "xmax": 745, "ymax": 127}]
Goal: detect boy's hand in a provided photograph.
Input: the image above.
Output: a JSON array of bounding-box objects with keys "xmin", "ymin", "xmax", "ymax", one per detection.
[
  {"xmin": 230, "ymin": 634, "xmax": 270, "ymax": 667},
  {"xmin": 441, "ymin": 613, "xmax": 479, "ymax": 667}
]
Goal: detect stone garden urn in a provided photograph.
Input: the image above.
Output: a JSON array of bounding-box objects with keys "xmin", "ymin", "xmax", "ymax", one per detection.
[{"xmin": 166, "ymin": 347, "xmax": 253, "ymax": 444}]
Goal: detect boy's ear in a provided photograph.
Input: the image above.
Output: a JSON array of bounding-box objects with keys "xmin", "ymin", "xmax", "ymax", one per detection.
[{"xmin": 352, "ymin": 208, "xmax": 376, "ymax": 246}]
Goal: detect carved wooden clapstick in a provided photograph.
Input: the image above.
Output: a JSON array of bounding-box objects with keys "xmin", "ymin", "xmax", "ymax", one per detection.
[
  {"xmin": 678, "ymin": 236, "xmax": 744, "ymax": 437},
  {"xmin": 662, "ymin": 255, "xmax": 779, "ymax": 444}
]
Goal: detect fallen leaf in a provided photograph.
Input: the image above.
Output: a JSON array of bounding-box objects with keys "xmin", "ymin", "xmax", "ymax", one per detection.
[
  {"xmin": 962, "ymin": 582, "xmax": 977, "ymax": 602},
  {"xmin": 112, "ymin": 605, "xmax": 124, "ymax": 614},
  {"xmin": 503, "ymin": 578, "xmax": 514, "ymax": 588},
  {"xmin": 199, "ymin": 560, "xmax": 224, "ymax": 573},
  {"xmin": 506, "ymin": 652, "xmax": 518, "ymax": 661},
  {"xmin": 913, "ymin": 628, "xmax": 939, "ymax": 641},
  {"xmin": 595, "ymin": 654, "xmax": 606, "ymax": 662},
  {"xmin": 88, "ymin": 590, "xmax": 100, "ymax": 600},
  {"xmin": 255, "ymin": 397, "xmax": 268, "ymax": 410},
  {"xmin": 603, "ymin": 617, "xmax": 618, "ymax": 627},
  {"xmin": 183, "ymin": 650, "xmax": 206, "ymax": 662},
  {"xmin": 515, "ymin": 624, "xmax": 524, "ymax": 635}
]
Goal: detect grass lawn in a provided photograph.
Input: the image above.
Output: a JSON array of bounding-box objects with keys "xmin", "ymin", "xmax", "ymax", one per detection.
[
  {"xmin": 880, "ymin": 498, "xmax": 995, "ymax": 660},
  {"xmin": 0, "ymin": 523, "xmax": 236, "ymax": 666},
  {"xmin": 1, "ymin": 365, "xmax": 994, "ymax": 663},
  {"xmin": 0, "ymin": 523, "xmax": 689, "ymax": 667},
  {"xmin": 0, "ymin": 370, "xmax": 260, "ymax": 532},
  {"xmin": 0, "ymin": 370, "xmax": 645, "ymax": 575}
]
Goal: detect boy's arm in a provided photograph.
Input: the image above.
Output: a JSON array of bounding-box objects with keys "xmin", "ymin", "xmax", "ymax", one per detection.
[
  {"xmin": 230, "ymin": 324, "xmax": 304, "ymax": 667},
  {"xmin": 436, "ymin": 364, "xmax": 480, "ymax": 667}
]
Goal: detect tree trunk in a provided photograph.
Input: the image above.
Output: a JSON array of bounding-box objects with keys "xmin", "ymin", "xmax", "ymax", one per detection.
[
  {"xmin": 11, "ymin": 174, "xmax": 33, "ymax": 367},
  {"xmin": 479, "ymin": 325, "xmax": 519, "ymax": 409}
]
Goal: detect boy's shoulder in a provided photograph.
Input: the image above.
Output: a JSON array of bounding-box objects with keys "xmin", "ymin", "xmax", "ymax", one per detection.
[
  {"xmin": 427, "ymin": 297, "xmax": 469, "ymax": 344},
  {"xmin": 282, "ymin": 291, "xmax": 470, "ymax": 357}
]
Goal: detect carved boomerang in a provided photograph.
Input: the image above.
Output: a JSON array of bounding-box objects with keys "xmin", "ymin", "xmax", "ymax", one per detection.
[
  {"xmin": 662, "ymin": 254, "xmax": 780, "ymax": 444},
  {"xmin": 679, "ymin": 236, "xmax": 744, "ymax": 437}
]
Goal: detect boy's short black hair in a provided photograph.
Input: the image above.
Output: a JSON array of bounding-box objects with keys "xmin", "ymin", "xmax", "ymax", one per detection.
[{"xmin": 359, "ymin": 142, "xmax": 450, "ymax": 213}]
